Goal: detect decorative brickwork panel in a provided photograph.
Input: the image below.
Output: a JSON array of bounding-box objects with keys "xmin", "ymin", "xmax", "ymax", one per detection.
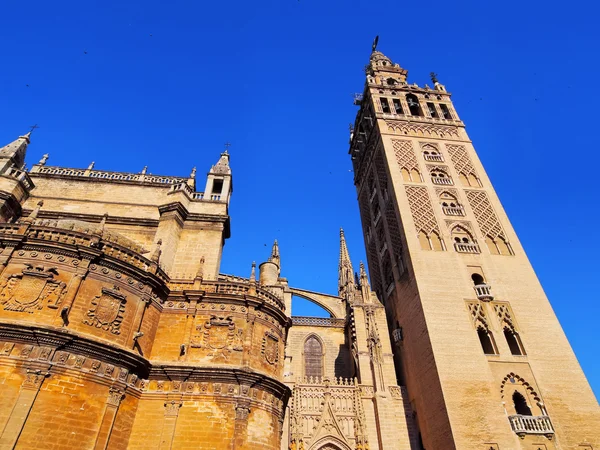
[
  {"xmin": 404, "ymin": 186, "xmax": 440, "ymax": 236},
  {"xmin": 385, "ymin": 202, "xmax": 405, "ymax": 275},
  {"xmin": 493, "ymin": 303, "xmax": 517, "ymax": 331},
  {"xmin": 446, "ymin": 144, "xmax": 478, "ymax": 178},
  {"xmin": 465, "ymin": 191, "xmax": 506, "ymax": 240},
  {"xmin": 385, "ymin": 121, "xmax": 460, "ymax": 139},
  {"xmin": 392, "ymin": 140, "xmax": 419, "ymax": 173}
]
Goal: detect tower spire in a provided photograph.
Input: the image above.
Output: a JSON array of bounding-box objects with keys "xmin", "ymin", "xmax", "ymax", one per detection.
[
  {"xmin": 338, "ymin": 228, "xmax": 355, "ymax": 299},
  {"xmin": 0, "ymin": 132, "xmax": 31, "ymax": 174},
  {"xmin": 268, "ymin": 239, "xmax": 280, "ymax": 268}
]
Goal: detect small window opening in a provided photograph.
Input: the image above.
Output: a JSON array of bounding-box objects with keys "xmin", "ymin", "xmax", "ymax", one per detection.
[
  {"xmin": 213, "ymin": 179, "xmax": 224, "ymax": 194},
  {"xmin": 512, "ymin": 391, "xmax": 532, "ymax": 416},
  {"xmin": 440, "ymin": 104, "xmax": 452, "ymax": 119},
  {"xmin": 427, "ymin": 102, "xmax": 438, "ymax": 118},
  {"xmin": 380, "ymin": 98, "xmax": 391, "ymax": 113},
  {"xmin": 504, "ymin": 327, "xmax": 525, "ymax": 356},
  {"xmin": 392, "ymin": 99, "xmax": 403, "ymax": 114},
  {"xmin": 477, "ymin": 326, "xmax": 496, "ymax": 354},
  {"xmin": 471, "ymin": 273, "xmax": 485, "ymax": 285}
]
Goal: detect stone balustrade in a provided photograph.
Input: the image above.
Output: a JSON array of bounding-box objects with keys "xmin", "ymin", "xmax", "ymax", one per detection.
[
  {"xmin": 442, "ymin": 205, "xmax": 464, "ymax": 216},
  {"xmin": 454, "ymin": 242, "xmax": 480, "ymax": 254},
  {"xmin": 34, "ymin": 165, "xmax": 188, "ymax": 186},
  {"xmin": 474, "ymin": 284, "xmax": 493, "ymax": 300},
  {"xmin": 292, "ymin": 316, "xmax": 345, "ymax": 328},
  {"xmin": 508, "ymin": 414, "xmax": 554, "ymax": 436},
  {"xmin": 432, "ymin": 176, "xmax": 453, "ymax": 185}
]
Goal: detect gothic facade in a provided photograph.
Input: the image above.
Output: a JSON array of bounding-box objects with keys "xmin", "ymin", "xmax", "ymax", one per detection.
[{"xmin": 0, "ymin": 42, "xmax": 598, "ymax": 450}]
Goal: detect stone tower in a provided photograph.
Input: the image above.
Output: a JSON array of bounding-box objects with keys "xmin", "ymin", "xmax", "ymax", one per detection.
[{"xmin": 348, "ymin": 43, "xmax": 600, "ymax": 449}]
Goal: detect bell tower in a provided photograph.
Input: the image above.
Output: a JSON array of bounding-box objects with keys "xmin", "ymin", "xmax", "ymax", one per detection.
[{"xmin": 349, "ymin": 40, "xmax": 600, "ymax": 449}]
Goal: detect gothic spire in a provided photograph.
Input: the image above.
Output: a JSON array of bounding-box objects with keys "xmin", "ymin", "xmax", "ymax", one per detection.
[
  {"xmin": 359, "ymin": 261, "xmax": 372, "ymax": 303},
  {"xmin": 0, "ymin": 132, "xmax": 31, "ymax": 173},
  {"xmin": 338, "ymin": 228, "xmax": 355, "ymax": 298},
  {"xmin": 268, "ymin": 240, "xmax": 280, "ymax": 268}
]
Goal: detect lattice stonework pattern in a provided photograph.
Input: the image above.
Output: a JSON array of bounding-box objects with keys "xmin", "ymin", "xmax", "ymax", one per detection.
[
  {"xmin": 465, "ymin": 191, "xmax": 506, "ymax": 239},
  {"xmin": 405, "ymin": 186, "xmax": 440, "ymax": 236},
  {"xmin": 446, "ymin": 144, "xmax": 478, "ymax": 177},
  {"xmin": 467, "ymin": 301, "xmax": 490, "ymax": 328},
  {"xmin": 392, "ymin": 140, "xmax": 419, "ymax": 172},
  {"xmin": 373, "ymin": 145, "xmax": 388, "ymax": 191}
]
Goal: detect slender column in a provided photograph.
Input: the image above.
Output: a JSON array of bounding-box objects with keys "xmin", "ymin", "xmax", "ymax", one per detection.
[
  {"xmin": 130, "ymin": 294, "xmax": 151, "ymax": 349},
  {"xmin": 0, "ymin": 369, "xmax": 49, "ymax": 449},
  {"xmin": 159, "ymin": 400, "xmax": 182, "ymax": 450},
  {"xmin": 180, "ymin": 298, "xmax": 198, "ymax": 361},
  {"xmin": 232, "ymin": 400, "xmax": 251, "ymax": 450},
  {"xmin": 93, "ymin": 387, "xmax": 125, "ymax": 450}
]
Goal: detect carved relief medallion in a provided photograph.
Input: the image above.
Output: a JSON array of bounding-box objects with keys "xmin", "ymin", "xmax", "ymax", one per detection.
[
  {"xmin": 83, "ymin": 286, "xmax": 127, "ymax": 334},
  {"xmin": 0, "ymin": 265, "xmax": 66, "ymax": 313},
  {"xmin": 262, "ymin": 332, "xmax": 280, "ymax": 365},
  {"xmin": 190, "ymin": 315, "xmax": 243, "ymax": 360}
]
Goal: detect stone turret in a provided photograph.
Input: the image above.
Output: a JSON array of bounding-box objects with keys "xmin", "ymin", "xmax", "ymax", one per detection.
[
  {"xmin": 204, "ymin": 150, "xmax": 233, "ymax": 204},
  {"xmin": 259, "ymin": 240, "xmax": 280, "ymax": 286},
  {"xmin": 0, "ymin": 132, "xmax": 30, "ymax": 175}
]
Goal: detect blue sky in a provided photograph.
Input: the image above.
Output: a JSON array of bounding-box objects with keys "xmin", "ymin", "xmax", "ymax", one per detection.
[{"xmin": 1, "ymin": 0, "xmax": 598, "ymax": 399}]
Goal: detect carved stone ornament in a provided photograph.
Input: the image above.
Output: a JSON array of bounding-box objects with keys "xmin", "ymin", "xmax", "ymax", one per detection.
[
  {"xmin": 190, "ymin": 315, "xmax": 243, "ymax": 360},
  {"xmin": 83, "ymin": 285, "xmax": 127, "ymax": 334},
  {"xmin": 0, "ymin": 264, "xmax": 67, "ymax": 313},
  {"xmin": 22, "ymin": 370, "xmax": 49, "ymax": 390},
  {"xmin": 106, "ymin": 388, "xmax": 125, "ymax": 407},
  {"xmin": 262, "ymin": 331, "xmax": 280, "ymax": 365},
  {"xmin": 164, "ymin": 400, "xmax": 182, "ymax": 417}
]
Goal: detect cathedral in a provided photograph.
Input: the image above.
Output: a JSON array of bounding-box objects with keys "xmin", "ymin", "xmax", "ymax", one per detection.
[{"xmin": 0, "ymin": 43, "xmax": 598, "ymax": 450}]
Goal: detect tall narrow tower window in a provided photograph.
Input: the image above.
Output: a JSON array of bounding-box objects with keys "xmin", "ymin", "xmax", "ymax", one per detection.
[
  {"xmin": 406, "ymin": 94, "xmax": 423, "ymax": 116},
  {"xmin": 477, "ymin": 326, "xmax": 497, "ymax": 355},
  {"xmin": 304, "ymin": 336, "xmax": 324, "ymax": 379},
  {"xmin": 440, "ymin": 103, "xmax": 452, "ymax": 119},
  {"xmin": 380, "ymin": 98, "xmax": 391, "ymax": 113},
  {"xmin": 213, "ymin": 179, "xmax": 223, "ymax": 194},
  {"xmin": 427, "ymin": 102, "xmax": 439, "ymax": 118},
  {"xmin": 504, "ymin": 327, "xmax": 525, "ymax": 356},
  {"xmin": 392, "ymin": 99, "xmax": 404, "ymax": 114}
]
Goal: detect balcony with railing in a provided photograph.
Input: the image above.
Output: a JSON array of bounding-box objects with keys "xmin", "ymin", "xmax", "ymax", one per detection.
[
  {"xmin": 432, "ymin": 175, "xmax": 453, "ymax": 185},
  {"xmin": 508, "ymin": 415, "xmax": 554, "ymax": 438},
  {"xmin": 474, "ymin": 284, "xmax": 493, "ymax": 300},
  {"xmin": 423, "ymin": 153, "xmax": 444, "ymax": 162},
  {"xmin": 442, "ymin": 205, "xmax": 464, "ymax": 216},
  {"xmin": 454, "ymin": 242, "xmax": 480, "ymax": 254}
]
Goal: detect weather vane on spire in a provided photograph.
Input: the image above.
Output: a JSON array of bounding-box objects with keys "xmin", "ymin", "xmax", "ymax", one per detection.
[
  {"xmin": 371, "ymin": 35, "xmax": 379, "ymax": 53},
  {"xmin": 224, "ymin": 142, "xmax": 231, "ymax": 152},
  {"xmin": 29, "ymin": 124, "xmax": 40, "ymax": 135}
]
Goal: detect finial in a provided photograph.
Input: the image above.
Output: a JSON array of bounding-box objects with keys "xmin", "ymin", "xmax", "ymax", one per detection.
[
  {"xmin": 99, "ymin": 213, "xmax": 108, "ymax": 234},
  {"xmin": 29, "ymin": 124, "xmax": 40, "ymax": 135},
  {"xmin": 250, "ymin": 261, "xmax": 256, "ymax": 283},
  {"xmin": 339, "ymin": 228, "xmax": 356, "ymax": 298},
  {"xmin": 38, "ymin": 154, "xmax": 49, "ymax": 166},
  {"xmin": 141, "ymin": 166, "xmax": 148, "ymax": 175},
  {"xmin": 87, "ymin": 161, "xmax": 95, "ymax": 170},
  {"xmin": 430, "ymin": 72, "xmax": 439, "ymax": 84},
  {"xmin": 190, "ymin": 167, "xmax": 196, "ymax": 179},
  {"xmin": 22, "ymin": 200, "xmax": 43, "ymax": 224},
  {"xmin": 151, "ymin": 239, "xmax": 162, "ymax": 263},
  {"xmin": 224, "ymin": 142, "xmax": 231, "ymax": 152},
  {"xmin": 371, "ymin": 35, "xmax": 379, "ymax": 53}
]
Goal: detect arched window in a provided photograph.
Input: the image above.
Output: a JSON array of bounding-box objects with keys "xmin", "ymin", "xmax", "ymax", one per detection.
[
  {"xmin": 406, "ymin": 94, "xmax": 423, "ymax": 116},
  {"xmin": 452, "ymin": 226, "xmax": 479, "ymax": 253},
  {"xmin": 439, "ymin": 192, "xmax": 463, "ymax": 216},
  {"xmin": 477, "ymin": 326, "xmax": 497, "ymax": 355},
  {"xmin": 422, "ymin": 145, "xmax": 444, "ymax": 162},
  {"xmin": 430, "ymin": 168, "xmax": 453, "ymax": 185},
  {"xmin": 504, "ymin": 327, "xmax": 525, "ymax": 356},
  {"xmin": 513, "ymin": 391, "xmax": 532, "ymax": 416},
  {"xmin": 485, "ymin": 235, "xmax": 513, "ymax": 256},
  {"xmin": 304, "ymin": 336, "xmax": 323, "ymax": 379},
  {"xmin": 418, "ymin": 230, "xmax": 444, "ymax": 252}
]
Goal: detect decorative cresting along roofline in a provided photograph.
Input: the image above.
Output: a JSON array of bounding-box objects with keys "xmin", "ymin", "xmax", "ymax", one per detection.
[{"xmin": 30, "ymin": 165, "xmax": 189, "ymax": 186}]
